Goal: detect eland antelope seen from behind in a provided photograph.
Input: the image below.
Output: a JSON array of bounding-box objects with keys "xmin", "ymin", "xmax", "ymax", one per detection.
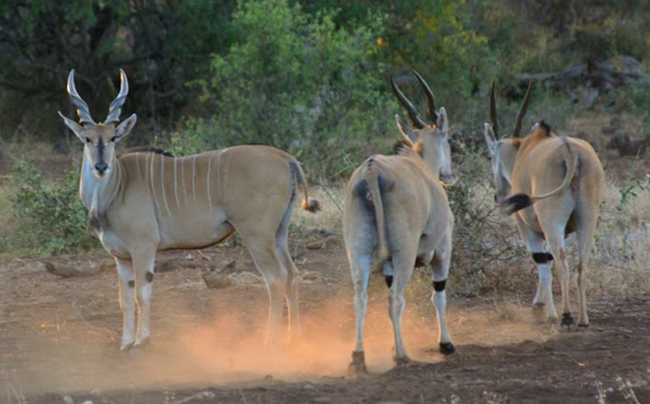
[
  {"xmin": 344, "ymin": 72, "xmax": 455, "ymax": 376},
  {"xmin": 58, "ymin": 69, "xmax": 321, "ymax": 351},
  {"xmin": 483, "ymin": 81, "xmax": 604, "ymax": 330}
]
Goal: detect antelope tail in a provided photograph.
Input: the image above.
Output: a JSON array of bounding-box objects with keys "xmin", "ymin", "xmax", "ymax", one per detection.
[
  {"xmin": 501, "ymin": 153, "xmax": 580, "ymax": 215},
  {"xmin": 291, "ymin": 160, "xmax": 322, "ymax": 213},
  {"xmin": 366, "ymin": 166, "xmax": 390, "ymax": 265}
]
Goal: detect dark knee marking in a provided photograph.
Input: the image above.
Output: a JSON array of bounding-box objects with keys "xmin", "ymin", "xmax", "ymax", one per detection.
[
  {"xmin": 145, "ymin": 272, "xmax": 154, "ymax": 282},
  {"xmin": 385, "ymin": 275, "xmax": 393, "ymax": 288},
  {"xmin": 127, "ymin": 280, "xmax": 135, "ymax": 288},
  {"xmin": 532, "ymin": 252, "xmax": 554, "ymax": 264},
  {"xmin": 433, "ymin": 280, "xmax": 446, "ymax": 292},
  {"xmin": 561, "ymin": 313, "xmax": 574, "ymax": 326}
]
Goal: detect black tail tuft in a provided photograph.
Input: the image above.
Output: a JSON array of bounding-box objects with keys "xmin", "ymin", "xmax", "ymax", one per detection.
[
  {"xmin": 501, "ymin": 193, "xmax": 533, "ymax": 215},
  {"xmin": 302, "ymin": 198, "xmax": 322, "ymax": 213}
]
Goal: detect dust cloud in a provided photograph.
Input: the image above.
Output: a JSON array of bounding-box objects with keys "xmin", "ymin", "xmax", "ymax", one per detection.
[{"xmin": 8, "ymin": 291, "xmax": 553, "ymax": 395}]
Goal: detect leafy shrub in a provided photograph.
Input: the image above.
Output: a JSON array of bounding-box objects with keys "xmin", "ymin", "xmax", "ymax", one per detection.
[
  {"xmin": 9, "ymin": 159, "xmax": 97, "ymax": 255},
  {"xmin": 171, "ymin": 0, "xmax": 394, "ymax": 178}
]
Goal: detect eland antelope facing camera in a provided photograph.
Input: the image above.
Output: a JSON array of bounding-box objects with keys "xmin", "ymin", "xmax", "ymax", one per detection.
[
  {"xmin": 483, "ymin": 81, "xmax": 604, "ymax": 331},
  {"xmin": 344, "ymin": 72, "xmax": 455, "ymax": 376},
  {"xmin": 58, "ymin": 69, "xmax": 321, "ymax": 351}
]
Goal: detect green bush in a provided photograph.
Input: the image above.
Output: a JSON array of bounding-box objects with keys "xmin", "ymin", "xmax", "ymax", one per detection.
[
  {"xmin": 9, "ymin": 159, "xmax": 98, "ymax": 255},
  {"xmin": 171, "ymin": 0, "xmax": 394, "ymax": 178}
]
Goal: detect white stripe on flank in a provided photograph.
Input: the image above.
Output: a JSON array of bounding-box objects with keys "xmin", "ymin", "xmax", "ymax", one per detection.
[
  {"xmin": 192, "ymin": 155, "xmax": 197, "ymax": 201},
  {"xmin": 160, "ymin": 153, "xmax": 172, "ymax": 217},
  {"xmin": 207, "ymin": 154, "xmax": 214, "ymax": 207},
  {"xmin": 149, "ymin": 153, "xmax": 162, "ymax": 213},
  {"xmin": 182, "ymin": 157, "xmax": 188, "ymax": 208},
  {"xmin": 136, "ymin": 153, "xmax": 144, "ymax": 182},
  {"xmin": 173, "ymin": 158, "xmax": 181, "ymax": 209},
  {"xmin": 215, "ymin": 152, "xmax": 221, "ymax": 201}
]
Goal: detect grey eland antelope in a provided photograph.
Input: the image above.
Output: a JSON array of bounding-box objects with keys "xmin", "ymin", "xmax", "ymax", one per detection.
[
  {"xmin": 483, "ymin": 81, "xmax": 604, "ymax": 330},
  {"xmin": 58, "ymin": 69, "xmax": 321, "ymax": 351},
  {"xmin": 344, "ymin": 72, "xmax": 456, "ymax": 376}
]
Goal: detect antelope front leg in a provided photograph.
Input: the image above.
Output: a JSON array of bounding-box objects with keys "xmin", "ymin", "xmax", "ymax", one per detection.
[
  {"xmin": 115, "ymin": 258, "xmax": 136, "ymax": 351},
  {"xmin": 133, "ymin": 250, "xmax": 157, "ymax": 349}
]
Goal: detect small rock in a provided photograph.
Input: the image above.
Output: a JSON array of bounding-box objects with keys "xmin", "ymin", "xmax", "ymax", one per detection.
[
  {"xmin": 80, "ymin": 401, "xmax": 94, "ymax": 404},
  {"xmin": 305, "ymin": 241, "xmax": 323, "ymax": 250},
  {"xmin": 45, "ymin": 262, "xmax": 79, "ymax": 278},
  {"xmin": 264, "ymin": 374, "xmax": 273, "ymax": 381},
  {"xmin": 63, "ymin": 396, "xmax": 74, "ymax": 404},
  {"xmin": 202, "ymin": 273, "xmax": 233, "ymax": 289},
  {"xmin": 185, "ymin": 254, "xmax": 194, "ymax": 261}
]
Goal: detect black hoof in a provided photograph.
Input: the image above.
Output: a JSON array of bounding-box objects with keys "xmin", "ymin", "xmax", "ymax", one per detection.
[
  {"xmin": 393, "ymin": 355, "xmax": 411, "ymax": 367},
  {"xmin": 347, "ymin": 351, "xmax": 368, "ymax": 378},
  {"xmin": 439, "ymin": 342, "xmax": 456, "ymax": 355},
  {"xmin": 561, "ymin": 313, "xmax": 577, "ymax": 332}
]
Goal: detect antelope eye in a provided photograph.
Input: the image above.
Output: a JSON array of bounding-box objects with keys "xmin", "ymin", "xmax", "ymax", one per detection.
[
  {"xmin": 110, "ymin": 136, "xmax": 117, "ymax": 142},
  {"xmin": 84, "ymin": 137, "xmax": 91, "ymax": 143}
]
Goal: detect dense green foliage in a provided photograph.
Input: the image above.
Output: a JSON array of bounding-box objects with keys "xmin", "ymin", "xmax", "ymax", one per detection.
[
  {"xmin": 171, "ymin": 0, "xmax": 393, "ymax": 176},
  {"xmin": 9, "ymin": 159, "xmax": 97, "ymax": 255}
]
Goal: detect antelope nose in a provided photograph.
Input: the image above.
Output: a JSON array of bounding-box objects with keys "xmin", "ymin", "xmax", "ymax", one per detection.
[{"xmin": 95, "ymin": 162, "xmax": 108, "ymax": 174}]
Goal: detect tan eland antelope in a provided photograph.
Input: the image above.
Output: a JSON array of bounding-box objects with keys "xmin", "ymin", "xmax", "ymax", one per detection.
[
  {"xmin": 344, "ymin": 72, "xmax": 456, "ymax": 376},
  {"xmin": 483, "ymin": 81, "xmax": 604, "ymax": 331},
  {"xmin": 58, "ymin": 69, "xmax": 321, "ymax": 351}
]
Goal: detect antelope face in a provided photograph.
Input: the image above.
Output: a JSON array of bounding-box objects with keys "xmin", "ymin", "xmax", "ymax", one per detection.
[
  {"xmin": 398, "ymin": 108, "xmax": 455, "ymax": 185},
  {"xmin": 484, "ymin": 79, "xmax": 533, "ymax": 204},
  {"xmin": 72, "ymin": 121, "xmax": 137, "ymax": 177},
  {"xmin": 58, "ymin": 69, "xmax": 137, "ymax": 179},
  {"xmin": 391, "ymin": 72, "xmax": 455, "ymax": 185},
  {"xmin": 483, "ymin": 124, "xmax": 519, "ymax": 204}
]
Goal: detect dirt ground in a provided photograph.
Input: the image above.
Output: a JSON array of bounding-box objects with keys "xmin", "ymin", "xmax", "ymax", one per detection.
[{"xmin": 1, "ymin": 239, "xmax": 649, "ymax": 404}]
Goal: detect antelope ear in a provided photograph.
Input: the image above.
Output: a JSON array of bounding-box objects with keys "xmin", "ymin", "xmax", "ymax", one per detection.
[
  {"xmin": 114, "ymin": 114, "xmax": 137, "ymax": 140},
  {"xmin": 436, "ymin": 107, "xmax": 449, "ymax": 135},
  {"xmin": 58, "ymin": 111, "xmax": 86, "ymax": 141},
  {"xmin": 483, "ymin": 123, "xmax": 497, "ymax": 155},
  {"xmin": 395, "ymin": 114, "xmax": 417, "ymax": 145}
]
